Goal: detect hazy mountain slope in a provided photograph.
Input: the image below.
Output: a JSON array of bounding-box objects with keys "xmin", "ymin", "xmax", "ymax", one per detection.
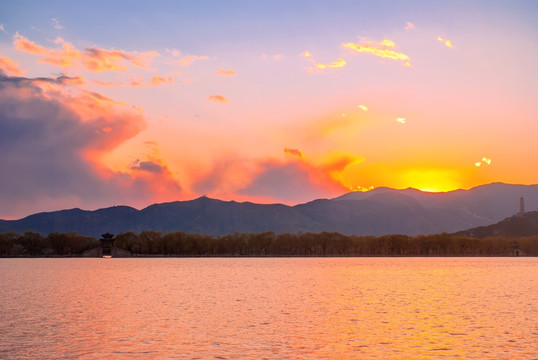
[
  {"xmin": 136, "ymin": 197, "xmax": 309, "ymax": 235},
  {"xmin": 334, "ymin": 183, "xmax": 538, "ymax": 223},
  {"xmin": 0, "ymin": 206, "xmax": 139, "ymax": 236},
  {"xmin": 454, "ymin": 211, "xmax": 538, "ymax": 238}
]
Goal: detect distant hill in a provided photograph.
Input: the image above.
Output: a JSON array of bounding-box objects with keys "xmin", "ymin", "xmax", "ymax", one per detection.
[
  {"xmin": 0, "ymin": 183, "xmax": 537, "ymax": 237},
  {"xmin": 454, "ymin": 211, "xmax": 538, "ymax": 238}
]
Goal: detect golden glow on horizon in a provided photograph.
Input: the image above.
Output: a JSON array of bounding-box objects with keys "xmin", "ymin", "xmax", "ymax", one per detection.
[
  {"xmin": 348, "ymin": 185, "xmax": 375, "ymax": 192},
  {"xmin": 402, "ymin": 169, "xmax": 461, "ymax": 193}
]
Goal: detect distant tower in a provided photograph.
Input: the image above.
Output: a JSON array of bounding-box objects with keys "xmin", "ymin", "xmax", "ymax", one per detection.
[{"xmin": 519, "ymin": 197, "xmax": 525, "ymax": 216}]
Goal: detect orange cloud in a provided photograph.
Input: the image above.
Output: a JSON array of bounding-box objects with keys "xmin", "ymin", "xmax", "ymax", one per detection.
[
  {"xmin": 234, "ymin": 154, "xmax": 355, "ymax": 204},
  {"xmin": 437, "ymin": 36, "xmax": 454, "ymax": 48},
  {"xmin": 216, "ymin": 69, "xmax": 236, "ymax": 76},
  {"xmin": 14, "ymin": 34, "xmax": 52, "ymax": 55},
  {"xmin": 0, "ymin": 55, "xmax": 27, "ymax": 75},
  {"xmin": 83, "ymin": 48, "xmax": 158, "ymax": 72},
  {"xmin": 14, "ymin": 33, "xmax": 159, "ymax": 72},
  {"xmin": 207, "ymin": 95, "xmax": 228, "ymax": 103},
  {"xmin": 150, "ymin": 76, "xmax": 173, "ymax": 86},
  {"xmin": 320, "ymin": 153, "xmax": 362, "ymax": 175},
  {"xmin": 284, "ymin": 147, "xmax": 304, "ymax": 159},
  {"xmin": 92, "ymin": 76, "xmax": 172, "ymax": 87},
  {"xmin": 342, "ymin": 38, "xmax": 410, "ymax": 66}
]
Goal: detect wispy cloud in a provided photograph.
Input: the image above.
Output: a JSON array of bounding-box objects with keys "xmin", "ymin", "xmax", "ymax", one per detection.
[
  {"xmin": 207, "ymin": 95, "xmax": 228, "ymax": 103},
  {"xmin": 314, "ymin": 58, "xmax": 346, "ymax": 70},
  {"xmin": 0, "ymin": 24, "xmax": 6, "ymax": 34},
  {"xmin": 83, "ymin": 47, "xmax": 158, "ymax": 72},
  {"xmin": 475, "ymin": 157, "xmax": 492, "ymax": 167},
  {"xmin": 405, "ymin": 22, "xmax": 415, "ymax": 30},
  {"xmin": 14, "ymin": 33, "xmax": 159, "ymax": 72},
  {"xmin": 437, "ymin": 36, "xmax": 454, "ymax": 48},
  {"xmin": 178, "ymin": 55, "xmax": 209, "ymax": 66},
  {"xmin": 303, "ymin": 51, "xmax": 347, "ymax": 72},
  {"xmin": 283, "ymin": 147, "xmax": 304, "ymax": 159},
  {"xmin": 0, "ymin": 55, "xmax": 27, "ymax": 75},
  {"xmin": 396, "ymin": 117, "xmax": 406, "ymax": 124},
  {"xmin": 130, "ymin": 160, "xmax": 165, "ymax": 174},
  {"xmin": 260, "ymin": 54, "xmax": 283, "ymax": 61},
  {"xmin": 342, "ymin": 38, "xmax": 411, "ymax": 66},
  {"xmin": 358, "ymin": 104, "xmax": 368, "ymax": 111},
  {"xmin": 93, "ymin": 75, "xmax": 173, "ymax": 88},
  {"xmin": 216, "ymin": 69, "xmax": 236, "ymax": 76},
  {"xmin": 51, "ymin": 18, "xmax": 63, "ymax": 30}
]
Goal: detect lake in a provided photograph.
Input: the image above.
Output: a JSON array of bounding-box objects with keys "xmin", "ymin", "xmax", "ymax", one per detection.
[{"xmin": 0, "ymin": 258, "xmax": 536, "ymax": 359}]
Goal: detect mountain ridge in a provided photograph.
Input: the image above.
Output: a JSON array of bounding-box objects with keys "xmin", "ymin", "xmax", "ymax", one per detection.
[{"xmin": 1, "ymin": 183, "xmax": 537, "ymax": 238}]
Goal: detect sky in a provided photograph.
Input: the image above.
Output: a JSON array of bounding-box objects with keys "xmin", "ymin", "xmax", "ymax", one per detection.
[{"xmin": 0, "ymin": 0, "xmax": 537, "ymax": 219}]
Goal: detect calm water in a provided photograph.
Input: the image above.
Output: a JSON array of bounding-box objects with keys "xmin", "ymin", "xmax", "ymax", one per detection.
[{"xmin": 0, "ymin": 258, "xmax": 536, "ymax": 359}]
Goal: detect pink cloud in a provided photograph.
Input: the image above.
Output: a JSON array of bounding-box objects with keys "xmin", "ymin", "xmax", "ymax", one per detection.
[{"xmin": 0, "ymin": 71, "xmax": 185, "ymax": 218}]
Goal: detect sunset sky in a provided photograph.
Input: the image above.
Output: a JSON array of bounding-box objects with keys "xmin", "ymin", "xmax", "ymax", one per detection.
[{"xmin": 1, "ymin": 0, "xmax": 537, "ymax": 219}]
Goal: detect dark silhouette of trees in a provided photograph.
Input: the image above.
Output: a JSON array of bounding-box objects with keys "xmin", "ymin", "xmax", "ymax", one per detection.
[{"xmin": 0, "ymin": 230, "xmax": 536, "ymax": 257}]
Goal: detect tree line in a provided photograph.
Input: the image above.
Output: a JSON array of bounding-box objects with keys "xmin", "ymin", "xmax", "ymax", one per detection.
[{"xmin": 0, "ymin": 230, "xmax": 536, "ymax": 257}]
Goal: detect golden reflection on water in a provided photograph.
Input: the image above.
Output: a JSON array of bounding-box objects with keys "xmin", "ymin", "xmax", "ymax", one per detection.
[{"xmin": 0, "ymin": 258, "xmax": 536, "ymax": 359}]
